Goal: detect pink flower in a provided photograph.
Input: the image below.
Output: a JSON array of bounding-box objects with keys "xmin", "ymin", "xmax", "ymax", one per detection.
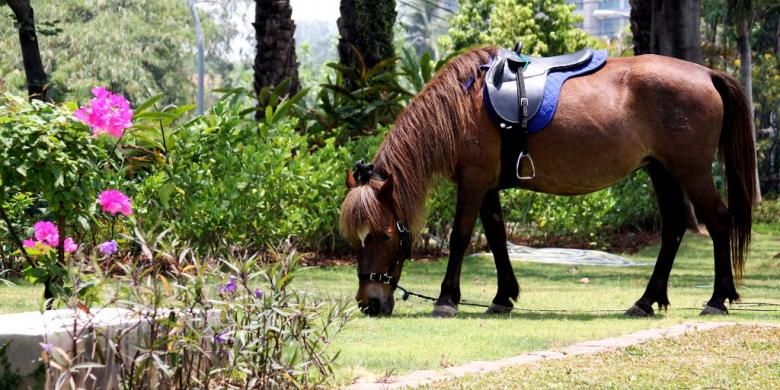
[
  {"xmin": 23, "ymin": 239, "xmax": 39, "ymax": 248},
  {"xmin": 64, "ymin": 237, "xmax": 78, "ymax": 253},
  {"xmin": 74, "ymin": 87, "xmax": 133, "ymax": 138},
  {"xmin": 33, "ymin": 221, "xmax": 59, "ymax": 247},
  {"xmin": 98, "ymin": 189, "xmax": 133, "ymax": 216}
]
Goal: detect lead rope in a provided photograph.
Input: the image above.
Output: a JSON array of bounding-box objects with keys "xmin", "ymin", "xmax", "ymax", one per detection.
[{"xmin": 394, "ymin": 284, "xmax": 780, "ymax": 313}]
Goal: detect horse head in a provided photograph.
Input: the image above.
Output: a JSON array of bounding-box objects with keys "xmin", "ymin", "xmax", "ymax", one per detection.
[{"xmin": 340, "ymin": 162, "xmax": 411, "ymax": 316}]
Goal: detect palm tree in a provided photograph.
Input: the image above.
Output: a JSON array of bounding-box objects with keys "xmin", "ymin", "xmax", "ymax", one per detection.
[
  {"xmin": 630, "ymin": 0, "xmax": 704, "ymax": 231},
  {"xmin": 254, "ymin": 0, "xmax": 299, "ymax": 109},
  {"xmin": 337, "ymin": 0, "xmax": 397, "ymax": 73}
]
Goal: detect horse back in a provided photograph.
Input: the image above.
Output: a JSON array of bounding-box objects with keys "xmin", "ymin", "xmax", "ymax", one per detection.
[{"xmin": 505, "ymin": 55, "xmax": 723, "ymax": 195}]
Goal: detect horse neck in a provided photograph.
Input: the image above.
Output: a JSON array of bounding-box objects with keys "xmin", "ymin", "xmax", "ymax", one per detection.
[{"xmin": 373, "ymin": 122, "xmax": 457, "ymax": 233}]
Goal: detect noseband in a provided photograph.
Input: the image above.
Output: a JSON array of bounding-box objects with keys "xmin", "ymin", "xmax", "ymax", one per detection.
[
  {"xmin": 357, "ymin": 221, "xmax": 412, "ymax": 287},
  {"xmin": 353, "ymin": 160, "xmax": 413, "ymax": 288}
]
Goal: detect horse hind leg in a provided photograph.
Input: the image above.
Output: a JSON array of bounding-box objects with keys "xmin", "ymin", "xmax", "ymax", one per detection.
[
  {"xmin": 625, "ymin": 161, "xmax": 688, "ymax": 317},
  {"xmin": 479, "ymin": 189, "xmax": 520, "ymax": 314},
  {"xmin": 679, "ymin": 173, "xmax": 738, "ymax": 315}
]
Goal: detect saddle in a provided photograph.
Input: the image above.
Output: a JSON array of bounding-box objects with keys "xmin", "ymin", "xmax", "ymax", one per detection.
[
  {"xmin": 484, "ymin": 46, "xmax": 594, "ymax": 130},
  {"xmin": 481, "ymin": 44, "xmax": 605, "ymax": 185}
]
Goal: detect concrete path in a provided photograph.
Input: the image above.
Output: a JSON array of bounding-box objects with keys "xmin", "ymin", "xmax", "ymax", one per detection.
[
  {"xmin": 344, "ymin": 321, "xmax": 780, "ymax": 389},
  {"xmin": 469, "ymin": 243, "xmax": 653, "ymax": 267}
]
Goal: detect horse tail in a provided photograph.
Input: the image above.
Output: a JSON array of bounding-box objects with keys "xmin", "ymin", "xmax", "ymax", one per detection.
[{"xmin": 711, "ymin": 71, "xmax": 757, "ymax": 282}]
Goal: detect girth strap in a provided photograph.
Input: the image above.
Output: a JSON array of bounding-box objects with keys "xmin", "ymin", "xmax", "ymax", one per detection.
[{"xmin": 502, "ymin": 45, "xmax": 533, "ymax": 185}]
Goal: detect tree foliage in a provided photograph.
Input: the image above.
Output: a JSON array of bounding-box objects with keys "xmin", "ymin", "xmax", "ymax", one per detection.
[
  {"xmin": 0, "ymin": 0, "xmax": 234, "ymax": 105},
  {"xmin": 397, "ymin": 0, "xmax": 454, "ymax": 59},
  {"xmin": 440, "ymin": 0, "xmax": 592, "ymax": 56}
]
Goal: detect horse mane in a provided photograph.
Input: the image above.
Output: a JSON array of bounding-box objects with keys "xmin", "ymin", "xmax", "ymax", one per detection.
[{"xmin": 340, "ymin": 46, "xmax": 497, "ymax": 242}]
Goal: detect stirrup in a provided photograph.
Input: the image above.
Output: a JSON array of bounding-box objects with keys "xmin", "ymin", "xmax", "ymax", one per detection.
[{"xmin": 515, "ymin": 151, "xmax": 536, "ymax": 180}]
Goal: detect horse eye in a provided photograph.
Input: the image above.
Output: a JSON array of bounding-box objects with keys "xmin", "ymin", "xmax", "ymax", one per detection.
[{"xmin": 381, "ymin": 233, "xmax": 390, "ymax": 242}]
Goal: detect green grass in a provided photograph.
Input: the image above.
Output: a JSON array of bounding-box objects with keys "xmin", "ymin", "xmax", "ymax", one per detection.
[
  {"xmin": 1, "ymin": 225, "xmax": 778, "ymax": 386},
  {"xmin": 294, "ymin": 226, "xmax": 780, "ymax": 385},
  {"xmin": 424, "ymin": 325, "xmax": 780, "ymax": 389},
  {"xmin": 0, "ymin": 281, "xmax": 44, "ymax": 314}
]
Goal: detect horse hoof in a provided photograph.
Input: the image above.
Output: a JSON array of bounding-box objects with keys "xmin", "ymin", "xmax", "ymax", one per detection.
[
  {"xmin": 485, "ymin": 303, "xmax": 513, "ymax": 314},
  {"xmin": 432, "ymin": 305, "xmax": 458, "ymax": 318},
  {"xmin": 700, "ymin": 305, "xmax": 728, "ymax": 316},
  {"xmin": 624, "ymin": 304, "xmax": 654, "ymax": 317}
]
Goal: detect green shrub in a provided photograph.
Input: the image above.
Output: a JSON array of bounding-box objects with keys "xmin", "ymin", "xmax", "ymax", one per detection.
[
  {"xmin": 754, "ymin": 198, "xmax": 780, "ymax": 224},
  {"xmin": 135, "ymin": 90, "xmax": 385, "ymax": 253},
  {"xmin": 498, "ymin": 170, "xmax": 656, "ymax": 247}
]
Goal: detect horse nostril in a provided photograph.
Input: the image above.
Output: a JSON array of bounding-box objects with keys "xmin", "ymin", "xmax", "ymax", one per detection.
[{"xmin": 360, "ymin": 298, "xmax": 382, "ymax": 316}]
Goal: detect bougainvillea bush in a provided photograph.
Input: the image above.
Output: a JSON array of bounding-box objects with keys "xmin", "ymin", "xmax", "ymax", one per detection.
[{"xmin": 0, "ymin": 92, "xmax": 118, "ymax": 298}]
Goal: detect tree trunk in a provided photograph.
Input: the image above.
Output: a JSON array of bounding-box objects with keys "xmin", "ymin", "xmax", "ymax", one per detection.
[
  {"xmin": 253, "ymin": 0, "xmax": 299, "ymax": 112},
  {"xmin": 629, "ymin": 0, "xmax": 651, "ymax": 55},
  {"xmin": 188, "ymin": 0, "xmax": 205, "ymax": 115},
  {"xmin": 337, "ymin": 0, "xmax": 397, "ymax": 73},
  {"xmin": 735, "ymin": 12, "xmax": 763, "ymax": 203},
  {"xmin": 632, "ymin": 0, "xmax": 703, "ymax": 232},
  {"xmin": 6, "ymin": 0, "xmax": 49, "ymax": 102},
  {"xmin": 649, "ymin": 0, "xmax": 703, "ymax": 63}
]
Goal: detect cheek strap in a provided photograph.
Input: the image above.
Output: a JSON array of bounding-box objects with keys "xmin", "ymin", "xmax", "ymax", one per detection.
[{"xmin": 357, "ymin": 222, "xmax": 411, "ymax": 288}]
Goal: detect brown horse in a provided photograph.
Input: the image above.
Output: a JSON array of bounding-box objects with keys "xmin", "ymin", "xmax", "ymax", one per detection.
[{"xmin": 339, "ymin": 46, "xmax": 756, "ymax": 317}]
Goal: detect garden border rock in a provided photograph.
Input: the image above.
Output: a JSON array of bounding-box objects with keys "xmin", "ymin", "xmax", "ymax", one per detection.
[{"xmin": 344, "ymin": 321, "xmax": 780, "ymax": 389}]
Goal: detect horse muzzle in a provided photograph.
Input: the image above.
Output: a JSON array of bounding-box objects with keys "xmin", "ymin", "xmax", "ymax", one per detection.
[{"xmin": 357, "ymin": 284, "xmax": 395, "ymax": 316}]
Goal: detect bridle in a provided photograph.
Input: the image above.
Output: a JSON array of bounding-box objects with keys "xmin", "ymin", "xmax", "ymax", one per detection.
[
  {"xmin": 352, "ymin": 160, "xmax": 413, "ymax": 289},
  {"xmin": 356, "ymin": 220, "xmax": 412, "ymax": 288}
]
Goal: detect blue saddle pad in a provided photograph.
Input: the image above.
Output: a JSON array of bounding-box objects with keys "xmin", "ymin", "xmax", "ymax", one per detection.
[{"xmin": 526, "ymin": 50, "xmax": 608, "ymax": 132}]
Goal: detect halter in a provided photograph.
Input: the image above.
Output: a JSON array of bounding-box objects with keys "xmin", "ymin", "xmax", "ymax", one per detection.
[
  {"xmin": 356, "ymin": 221, "xmax": 411, "ymax": 288},
  {"xmin": 352, "ymin": 160, "xmax": 412, "ymax": 288}
]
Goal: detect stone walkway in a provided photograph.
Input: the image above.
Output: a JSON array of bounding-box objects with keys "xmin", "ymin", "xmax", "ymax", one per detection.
[{"xmin": 345, "ymin": 321, "xmax": 780, "ymax": 389}]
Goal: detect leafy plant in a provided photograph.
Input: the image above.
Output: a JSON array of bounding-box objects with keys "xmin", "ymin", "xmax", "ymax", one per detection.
[
  {"xmin": 753, "ymin": 198, "xmax": 780, "ymax": 224},
  {"xmin": 440, "ymin": 0, "xmax": 594, "ymax": 56},
  {"xmin": 39, "ymin": 229, "xmax": 353, "ymax": 389},
  {"xmin": 303, "ymin": 51, "xmax": 411, "ymax": 146}
]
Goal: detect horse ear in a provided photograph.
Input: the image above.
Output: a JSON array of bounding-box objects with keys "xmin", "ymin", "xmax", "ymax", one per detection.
[
  {"xmin": 378, "ymin": 174, "xmax": 393, "ymax": 197},
  {"xmin": 345, "ymin": 169, "xmax": 358, "ymax": 189}
]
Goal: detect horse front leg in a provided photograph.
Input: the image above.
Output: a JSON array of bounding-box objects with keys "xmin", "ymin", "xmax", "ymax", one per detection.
[
  {"xmin": 479, "ymin": 189, "xmax": 520, "ymax": 314},
  {"xmin": 433, "ymin": 188, "xmax": 485, "ymax": 318}
]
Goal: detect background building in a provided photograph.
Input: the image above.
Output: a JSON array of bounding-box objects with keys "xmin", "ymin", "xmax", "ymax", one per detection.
[{"xmin": 567, "ymin": 0, "xmax": 631, "ymax": 39}]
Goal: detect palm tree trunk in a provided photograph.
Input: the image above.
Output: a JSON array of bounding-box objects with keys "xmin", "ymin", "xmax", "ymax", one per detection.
[
  {"xmin": 632, "ymin": 0, "xmax": 703, "ymax": 232},
  {"xmin": 253, "ymin": 0, "xmax": 299, "ymax": 112},
  {"xmin": 337, "ymin": 0, "xmax": 397, "ymax": 72}
]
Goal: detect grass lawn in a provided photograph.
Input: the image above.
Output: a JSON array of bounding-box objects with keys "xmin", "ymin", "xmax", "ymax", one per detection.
[
  {"xmin": 1, "ymin": 223, "xmax": 778, "ymax": 386},
  {"xmin": 296, "ymin": 224, "xmax": 780, "ymax": 385},
  {"xmin": 424, "ymin": 324, "xmax": 780, "ymax": 389}
]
